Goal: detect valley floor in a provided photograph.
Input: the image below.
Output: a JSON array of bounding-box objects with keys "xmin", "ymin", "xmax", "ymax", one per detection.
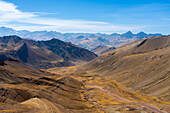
[
  {"xmin": 47, "ymin": 66, "xmax": 170, "ymax": 113},
  {"xmin": 0, "ymin": 60, "xmax": 169, "ymax": 113},
  {"xmin": 0, "ymin": 36, "xmax": 170, "ymax": 113}
]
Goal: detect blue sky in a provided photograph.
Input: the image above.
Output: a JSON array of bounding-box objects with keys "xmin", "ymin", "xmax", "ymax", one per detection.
[{"xmin": 0, "ymin": 0, "xmax": 170, "ymax": 34}]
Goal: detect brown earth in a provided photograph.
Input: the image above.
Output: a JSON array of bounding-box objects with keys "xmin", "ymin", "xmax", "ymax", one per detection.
[
  {"xmin": 47, "ymin": 36, "xmax": 170, "ymax": 113},
  {"xmin": 0, "ymin": 35, "xmax": 170, "ymax": 113},
  {"xmin": 0, "ymin": 36, "xmax": 97, "ymax": 69},
  {"xmin": 0, "ymin": 60, "xmax": 101, "ymax": 113}
]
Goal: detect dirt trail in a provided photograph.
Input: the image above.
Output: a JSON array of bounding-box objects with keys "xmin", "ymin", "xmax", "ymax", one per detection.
[{"xmin": 88, "ymin": 85, "xmax": 166, "ymax": 113}]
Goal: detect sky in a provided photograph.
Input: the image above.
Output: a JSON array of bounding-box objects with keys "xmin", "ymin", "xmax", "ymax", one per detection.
[{"xmin": 0, "ymin": 0, "xmax": 170, "ymax": 34}]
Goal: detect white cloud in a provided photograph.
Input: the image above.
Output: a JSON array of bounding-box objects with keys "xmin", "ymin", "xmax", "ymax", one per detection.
[
  {"xmin": 0, "ymin": 0, "xmax": 36, "ymax": 23},
  {"xmin": 0, "ymin": 0, "xmax": 145, "ymax": 33}
]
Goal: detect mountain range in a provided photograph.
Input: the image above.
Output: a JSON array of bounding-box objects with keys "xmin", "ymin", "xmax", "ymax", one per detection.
[
  {"xmin": 0, "ymin": 27, "xmax": 164, "ymax": 50},
  {"xmin": 0, "ymin": 35, "xmax": 97, "ymax": 69},
  {"xmin": 0, "ymin": 35, "xmax": 169, "ymax": 113}
]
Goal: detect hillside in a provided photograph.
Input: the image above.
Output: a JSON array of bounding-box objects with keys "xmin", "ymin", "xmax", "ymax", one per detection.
[
  {"xmin": 0, "ymin": 60, "xmax": 101, "ymax": 113},
  {"xmin": 0, "ymin": 35, "xmax": 169, "ymax": 113},
  {"xmin": 0, "ymin": 35, "xmax": 97, "ymax": 69},
  {"xmin": 82, "ymin": 36, "xmax": 170, "ymax": 102},
  {"xmin": 91, "ymin": 45, "xmax": 116, "ymax": 55},
  {"xmin": 48, "ymin": 35, "xmax": 170, "ymax": 112}
]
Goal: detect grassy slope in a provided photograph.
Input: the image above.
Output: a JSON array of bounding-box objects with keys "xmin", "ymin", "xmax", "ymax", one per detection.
[
  {"xmin": 1, "ymin": 36, "xmax": 169, "ymax": 113},
  {"xmin": 0, "ymin": 61, "xmax": 102, "ymax": 113},
  {"xmin": 48, "ymin": 36, "xmax": 170, "ymax": 112}
]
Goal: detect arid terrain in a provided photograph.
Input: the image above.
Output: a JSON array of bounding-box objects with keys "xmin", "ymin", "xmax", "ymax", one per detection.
[
  {"xmin": 0, "ymin": 35, "xmax": 169, "ymax": 113},
  {"xmin": 0, "ymin": 36, "xmax": 97, "ymax": 69},
  {"xmin": 0, "ymin": 0, "xmax": 170, "ymax": 112}
]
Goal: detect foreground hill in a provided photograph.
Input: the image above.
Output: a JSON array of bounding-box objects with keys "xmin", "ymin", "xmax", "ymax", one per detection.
[
  {"xmin": 0, "ymin": 60, "xmax": 101, "ymax": 113},
  {"xmin": 48, "ymin": 35, "xmax": 170, "ymax": 112},
  {"xmin": 0, "ymin": 35, "xmax": 97, "ymax": 69}
]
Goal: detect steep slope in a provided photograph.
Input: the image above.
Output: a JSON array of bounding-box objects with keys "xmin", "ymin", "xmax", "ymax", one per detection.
[
  {"xmin": 46, "ymin": 36, "xmax": 170, "ymax": 113},
  {"xmin": 42, "ymin": 38, "xmax": 97, "ymax": 61},
  {"xmin": 83, "ymin": 36, "xmax": 170, "ymax": 101},
  {"xmin": 0, "ymin": 36, "xmax": 97, "ymax": 69},
  {"xmin": 0, "ymin": 60, "xmax": 101, "ymax": 113}
]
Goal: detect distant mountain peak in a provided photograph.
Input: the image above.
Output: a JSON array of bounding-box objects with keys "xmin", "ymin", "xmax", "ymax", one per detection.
[
  {"xmin": 137, "ymin": 31, "xmax": 146, "ymax": 34},
  {"xmin": 126, "ymin": 31, "xmax": 133, "ymax": 34},
  {"xmin": 121, "ymin": 31, "xmax": 134, "ymax": 38},
  {"xmin": 136, "ymin": 32, "xmax": 147, "ymax": 39},
  {"xmin": 0, "ymin": 26, "xmax": 165, "ymax": 51},
  {"xmin": 123, "ymin": 31, "xmax": 133, "ymax": 35}
]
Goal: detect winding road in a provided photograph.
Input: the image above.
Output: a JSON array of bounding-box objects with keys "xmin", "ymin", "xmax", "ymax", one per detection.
[{"xmin": 88, "ymin": 85, "xmax": 166, "ymax": 113}]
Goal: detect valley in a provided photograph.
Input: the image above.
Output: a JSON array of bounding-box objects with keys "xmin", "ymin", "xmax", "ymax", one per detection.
[
  {"xmin": 0, "ymin": 0, "xmax": 170, "ymax": 112},
  {"xmin": 0, "ymin": 35, "xmax": 169, "ymax": 112}
]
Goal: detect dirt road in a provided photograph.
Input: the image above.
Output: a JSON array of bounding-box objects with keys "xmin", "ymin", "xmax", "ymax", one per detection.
[{"xmin": 88, "ymin": 85, "xmax": 166, "ymax": 113}]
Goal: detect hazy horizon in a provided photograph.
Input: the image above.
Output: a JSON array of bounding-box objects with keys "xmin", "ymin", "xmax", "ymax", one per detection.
[
  {"xmin": 0, "ymin": 26, "xmax": 167, "ymax": 35},
  {"xmin": 0, "ymin": 0, "xmax": 170, "ymax": 34}
]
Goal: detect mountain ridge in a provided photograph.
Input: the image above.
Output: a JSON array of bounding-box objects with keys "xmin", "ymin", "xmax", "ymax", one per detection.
[
  {"xmin": 0, "ymin": 26, "xmax": 164, "ymax": 50},
  {"xmin": 0, "ymin": 35, "xmax": 97, "ymax": 69}
]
